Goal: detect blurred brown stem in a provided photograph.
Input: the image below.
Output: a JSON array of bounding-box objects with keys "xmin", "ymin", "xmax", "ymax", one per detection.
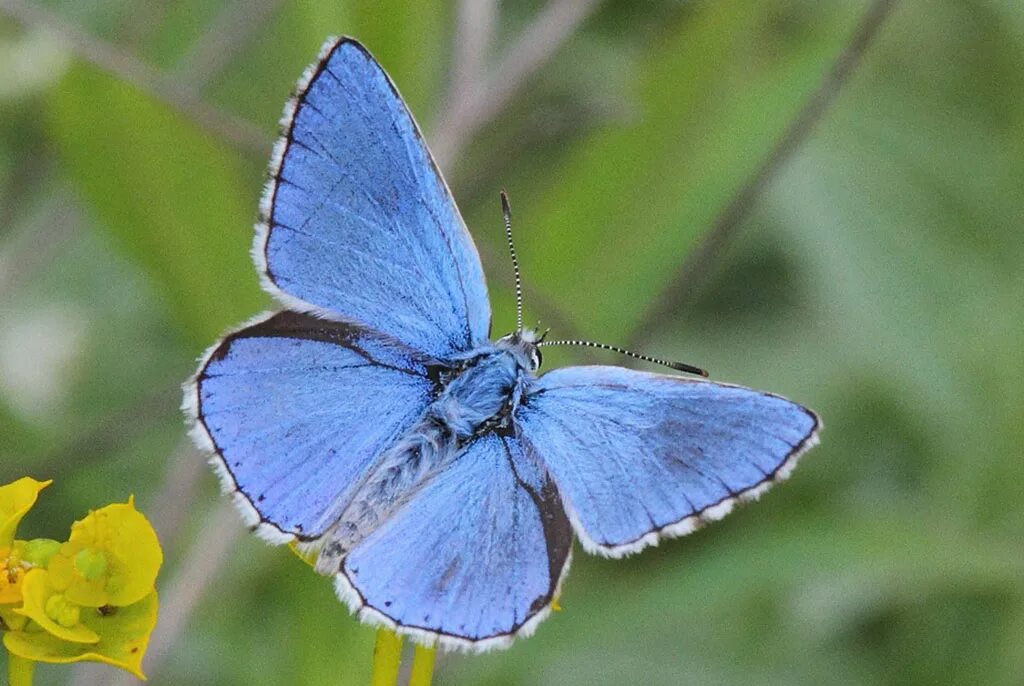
[
  {"xmin": 628, "ymin": 0, "xmax": 900, "ymax": 349},
  {"xmin": 431, "ymin": 0, "xmax": 603, "ymax": 169},
  {"xmin": 170, "ymin": 0, "xmax": 286, "ymax": 91},
  {"xmin": 444, "ymin": 0, "xmax": 498, "ymax": 120},
  {"xmin": 0, "ymin": 0, "xmax": 271, "ymax": 155}
]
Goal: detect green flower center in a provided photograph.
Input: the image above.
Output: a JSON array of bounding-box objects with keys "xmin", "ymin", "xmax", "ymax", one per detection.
[
  {"xmin": 44, "ymin": 592, "xmax": 81, "ymax": 628},
  {"xmin": 75, "ymin": 548, "xmax": 108, "ymax": 581}
]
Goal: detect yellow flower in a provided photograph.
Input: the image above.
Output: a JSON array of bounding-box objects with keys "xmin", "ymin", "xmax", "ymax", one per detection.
[
  {"xmin": 0, "ymin": 479, "xmax": 51, "ymax": 550},
  {"xmin": 0, "ymin": 481, "xmax": 163, "ymax": 681},
  {"xmin": 1, "ymin": 479, "xmax": 52, "ymax": 632},
  {"xmin": 4, "ymin": 588, "xmax": 158, "ymax": 680},
  {"xmin": 45, "ymin": 497, "xmax": 162, "ymax": 609},
  {"xmin": 15, "ymin": 569, "xmax": 99, "ymax": 644}
]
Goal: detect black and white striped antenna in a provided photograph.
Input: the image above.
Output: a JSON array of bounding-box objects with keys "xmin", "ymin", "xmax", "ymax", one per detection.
[
  {"xmin": 538, "ymin": 339, "xmax": 709, "ymax": 377},
  {"xmin": 501, "ymin": 190, "xmax": 707, "ymax": 377},
  {"xmin": 501, "ymin": 190, "xmax": 524, "ymax": 334}
]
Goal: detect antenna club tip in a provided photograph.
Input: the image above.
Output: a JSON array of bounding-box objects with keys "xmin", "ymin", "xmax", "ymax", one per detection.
[{"xmin": 669, "ymin": 362, "xmax": 710, "ymax": 377}]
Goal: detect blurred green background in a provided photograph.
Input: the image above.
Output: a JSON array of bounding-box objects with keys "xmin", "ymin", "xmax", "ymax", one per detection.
[{"xmin": 1, "ymin": 0, "xmax": 1022, "ymax": 684}]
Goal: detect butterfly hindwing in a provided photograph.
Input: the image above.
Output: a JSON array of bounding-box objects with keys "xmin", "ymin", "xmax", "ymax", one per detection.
[
  {"xmin": 515, "ymin": 365, "xmax": 820, "ymax": 557},
  {"xmin": 258, "ymin": 37, "xmax": 491, "ymax": 360},
  {"xmin": 337, "ymin": 433, "xmax": 573, "ymax": 649},
  {"xmin": 186, "ymin": 310, "xmax": 437, "ymax": 542}
]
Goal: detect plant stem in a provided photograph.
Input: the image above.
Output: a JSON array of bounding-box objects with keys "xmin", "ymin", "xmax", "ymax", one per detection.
[
  {"xmin": 409, "ymin": 644, "xmax": 437, "ymax": 686},
  {"xmin": 7, "ymin": 652, "xmax": 35, "ymax": 686},
  {"xmin": 369, "ymin": 628, "xmax": 403, "ymax": 686},
  {"xmin": 628, "ymin": 0, "xmax": 901, "ymax": 348}
]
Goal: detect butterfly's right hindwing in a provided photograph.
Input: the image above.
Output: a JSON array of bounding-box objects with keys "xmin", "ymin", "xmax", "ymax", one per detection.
[
  {"xmin": 185, "ymin": 310, "xmax": 437, "ymax": 543},
  {"xmin": 337, "ymin": 433, "xmax": 573, "ymax": 650}
]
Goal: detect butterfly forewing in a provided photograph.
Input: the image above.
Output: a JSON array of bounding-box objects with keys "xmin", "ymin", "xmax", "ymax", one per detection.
[
  {"xmin": 258, "ymin": 38, "xmax": 491, "ymax": 360},
  {"xmin": 515, "ymin": 365, "xmax": 820, "ymax": 557}
]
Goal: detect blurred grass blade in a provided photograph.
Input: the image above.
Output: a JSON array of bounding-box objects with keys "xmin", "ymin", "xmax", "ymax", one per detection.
[{"xmin": 49, "ymin": 62, "xmax": 266, "ymax": 347}]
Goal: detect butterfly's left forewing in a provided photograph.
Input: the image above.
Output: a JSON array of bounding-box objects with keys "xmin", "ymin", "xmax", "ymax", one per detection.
[
  {"xmin": 259, "ymin": 37, "xmax": 490, "ymax": 360},
  {"xmin": 515, "ymin": 366, "xmax": 820, "ymax": 558}
]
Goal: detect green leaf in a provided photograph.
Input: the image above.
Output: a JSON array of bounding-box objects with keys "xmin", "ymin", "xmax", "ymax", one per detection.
[{"xmin": 49, "ymin": 62, "xmax": 266, "ymax": 347}]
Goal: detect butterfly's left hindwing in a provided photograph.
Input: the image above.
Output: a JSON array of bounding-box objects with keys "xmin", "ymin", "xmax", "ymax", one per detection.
[
  {"xmin": 337, "ymin": 433, "xmax": 573, "ymax": 650},
  {"xmin": 186, "ymin": 310, "xmax": 437, "ymax": 542},
  {"xmin": 515, "ymin": 366, "xmax": 820, "ymax": 558}
]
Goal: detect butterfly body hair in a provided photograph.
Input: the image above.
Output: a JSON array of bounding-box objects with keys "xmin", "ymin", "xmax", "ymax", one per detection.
[{"xmin": 315, "ymin": 346, "xmax": 530, "ymax": 573}]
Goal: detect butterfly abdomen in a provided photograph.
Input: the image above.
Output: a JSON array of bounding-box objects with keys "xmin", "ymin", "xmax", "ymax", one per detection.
[
  {"xmin": 314, "ymin": 421, "xmax": 455, "ymax": 573},
  {"xmin": 314, "ymin": 348, "xmax": 528, "ymax": 574}
]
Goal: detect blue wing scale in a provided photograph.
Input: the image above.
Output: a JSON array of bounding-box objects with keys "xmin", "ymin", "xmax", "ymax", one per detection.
[
  {"xmin": 515, "ymin": 366, "xmax": 820, "ymax": 558},
  {"xmin": 185, "ymin": 310, "xmax": 438, "ymax": 543},
  {"xmin": 255, "ymin": 37, "xmax": 490, "ymax": 360}
]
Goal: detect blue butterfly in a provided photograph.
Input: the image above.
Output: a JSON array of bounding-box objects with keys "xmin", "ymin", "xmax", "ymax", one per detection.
[{"xmin": 184, "ymin": 36, "xmax": 820, "ymax": 651}]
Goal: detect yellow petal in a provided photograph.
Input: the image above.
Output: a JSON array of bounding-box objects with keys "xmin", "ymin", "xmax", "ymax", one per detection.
[
  {"xmin": 15, "ymin": 569, "xmax": 100, "ymax": 644},
  {"xmin": 0, "ymin": 478, "xmax": 51, "ymax": 549},
  {"xmin": 3, "ymin": 590, "xmax": 158, "ymax": 680},
  {"xmin": 0, "ymin": 560, "xmax": 27, "ymax": 604},
  {"xmin": 65, "ymin": 497, "xmax": 162, "ymax": 607},
  {"xmin": 1, "ymin": 603, "xmax": 28, "ymax": 631},
  {"xmin": 46, "ymin": 549, "xmax": 76, "ymax": 592}
]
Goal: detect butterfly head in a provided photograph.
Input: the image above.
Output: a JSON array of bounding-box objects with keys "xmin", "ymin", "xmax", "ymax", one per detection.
[{"xmin": 495, "ymin": 328, "xmax": 546, "ymax": 373}]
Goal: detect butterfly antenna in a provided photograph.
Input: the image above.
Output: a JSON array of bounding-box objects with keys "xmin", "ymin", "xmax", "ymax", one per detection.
[
  {"xmin": 501, "ymin": 190, "xmax": 524, "ymax": 333},
  {"xmin": 538, "ymin": 339, "xmax": 709, "ymax": 377}
]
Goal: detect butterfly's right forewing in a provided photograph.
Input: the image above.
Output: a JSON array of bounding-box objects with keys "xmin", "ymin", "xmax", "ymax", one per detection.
[
  {"xmin": 186, "ymin": 310, "xmax": 437, "ymax": 543},
  {"xmin": 515, "ymin": 365, "xmax": 819, "ymax": 558}
]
